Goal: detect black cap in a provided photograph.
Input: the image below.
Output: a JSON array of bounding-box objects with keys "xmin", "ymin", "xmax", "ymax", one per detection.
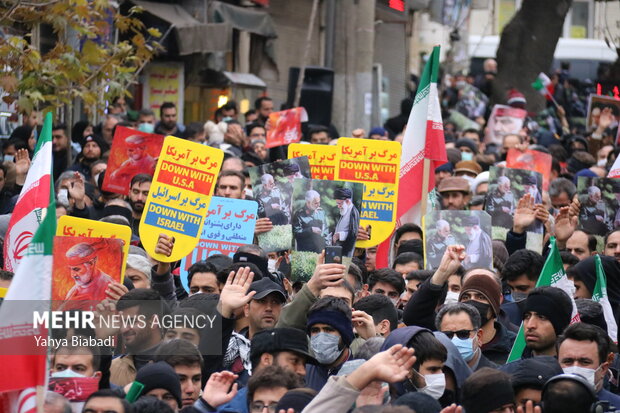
[
  {"xmin": 500, "ymin": 356, "xmax": 563, "ymax": 390},
  {"xmin": 334, "ymin": 187, "xmax": 352, "ymax": 200},
  {"xmin": 233, "ymin": 251, "xmax": 268, "ymax": 278},
  {"xmin": 251, "ymin": 328, "xmax": 317, "ymax": 364},
  {"xmin": 249, "ymin": 278, "xmax": 286, "ymax": 302},
  {"xmin": 135, "ymin": 361, "xmax": 182, "ymax": 408}
]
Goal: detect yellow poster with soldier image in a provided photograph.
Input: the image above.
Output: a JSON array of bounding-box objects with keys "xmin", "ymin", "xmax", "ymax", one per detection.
[
  {"xmin": 335, "ymin": 138, "xmax": 401, "ymax": 248},
  {"xmin": 139, "ymin": 136, "xmax": 223, "ymax": 262}
]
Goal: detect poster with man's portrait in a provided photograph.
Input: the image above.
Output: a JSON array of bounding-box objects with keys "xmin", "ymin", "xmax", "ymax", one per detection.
[
  {"xmin": 486, "ymin": 166, "xmax": 543, "ymax": 253},
  {"xmin": 586, "ymin": 94, "xmax": 620, "ymax": 132},
  {"xmin": 52, "ymin": 237, "xmax": 124, "ymax": 311},
  {"xmin": 423, "ymin": 210, "xmax": 493, "ymax": 271},
  {"xmin": 484, "ymin": 105, "xmax": 527, "ymax": 146},
  {"xmin": 290, "ymin": 178, "xmax": 363, "ymax": 281},
  {"xmin": 576, "ymin": 177, "xmax": 620, "ymax": 247},
  {"xmin": 249, "ymin": 157, "xmax": 311, "ymax": 252},
  {"xmin": 506, "ymin": 148, "xmax": 552, "ymax": 191},
  {"xmin": 102, "ymin": 126, "xmax": 164, "ymax": 195}
]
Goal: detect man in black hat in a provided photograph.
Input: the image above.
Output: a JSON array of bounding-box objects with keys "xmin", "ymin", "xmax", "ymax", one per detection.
[
  {"xmin": 224, "ymin": 277, "xmax": 287, "ymax": 386},
  {"xmin": 332, "ymin": 187, "xmax": 360, "ymax": 257},
  {"xmin": 134, "ymin": 361, "xmax": 183, "ymax": 412},
  {"xmin": 213, "ymin": 327, "xmax": 315, "ymax": 413},
  {"xmin": 69, "ymin": 134, "xmax": 108, "ymax": 181},
  {"xmin": 499, "ymin": 356, "xmax": 563, "ymax": 409},
  {"xmin": 523, "ymin": 174, "xmax": 542, "ymax": 204},
  {"xmin": 463, "ymin": 215, "xmax": 492, "ymax": 270}
]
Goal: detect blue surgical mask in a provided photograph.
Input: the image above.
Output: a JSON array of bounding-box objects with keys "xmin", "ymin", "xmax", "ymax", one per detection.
[
  {"xmin": 310, "ymin": 332, "xmax": 342, "ymax": 365},
  {"xmin": 138, "ymin": 123, "xmax": 155, "ymax": 134},
  {"xmin": 452, "ymin": 336, "xmax": 475, "ymax": 362},
  {"xmin": 461, "ymin": 152, "xmax": 474, "ymax": 161},
  {"xmin": 51, "ymin": 369, "xmax": 87, "ymax": 379}
]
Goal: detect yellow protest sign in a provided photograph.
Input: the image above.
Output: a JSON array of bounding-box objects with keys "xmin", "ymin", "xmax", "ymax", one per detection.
[
  {"xmin": 288, "ymin": 144, "xmax": 338, "ymax": 180},
  {"xmin": 140, "ymin": 136, "xmax": 223, "ymax": 262},
  {"xmin": 336, "ymin": 138, "xmax": 401, "ymax": 248},
  {"xmin": 56, "ymin": 216, "xmax": 131, "ymax": 282}
]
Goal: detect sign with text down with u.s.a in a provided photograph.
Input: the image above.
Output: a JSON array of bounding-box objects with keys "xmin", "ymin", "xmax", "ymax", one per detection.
[
  {"xmin": 140, "ymin": 136, "xmax": 223, "ymax": 262},
  {"xmin": 336, "ymin": 138, "xmax": 401, "ymax": 248}
]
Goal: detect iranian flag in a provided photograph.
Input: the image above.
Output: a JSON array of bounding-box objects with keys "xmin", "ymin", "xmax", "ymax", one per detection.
[
  {"xmin": 532, "ymin": 72, "xmax": 554, "ymax": 101},
  {"xmin": 507, "ymin": 237, "xmax": 580, "ymax": 362},
  {"xmin": 592, "ymin": 255, "xmax": 618, "ymax": 343},
  {"xmin": 397, "ymin": 45, "xmax": 447, "ymax": 225},
  {"xmin": 3, "ymin": 112, "xmax": 54, "ymax": 272}
]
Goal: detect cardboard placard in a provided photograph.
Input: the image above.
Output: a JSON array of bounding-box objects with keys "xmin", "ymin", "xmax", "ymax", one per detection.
[
  {"xmin": 506, "ymin": 148, "xmax": 552, "ymax": 191},
  {"xmin": 486, "ymin": 166, "xmax": 544, "ymax": 253},
  {"xmin": 576, "ymin": 177, "xmax": 620, "ymax": 245},
  {"xmin": 57, "ymin": 216, "xmax": 131, "ymax": 282},
  {"xmin": 336, "ymin": 138, "xmax": 401, "ymax": 248},
  {"xmin": 139, "ymin": 136, "xmax": 223, "ymax": 262},
  {"xmin": 52, "ymin": 236, "xmax": 124, "ymax": 310},
  {"xmin": 484, "ymin": 105, "xmax": 527, "ymax": 146},
  {"xmin": 423, "ymin": 210, "xmax": 493, "ymax": 271},
  {"xmin": 288, "ymin": 143, "xmax": 338, "ymax": 180},
  {"xmin": 102, "ymin": 126, "xmax": 164, "ymax": 195},
  {"xmin": 180, "ymin": 197, "xmax": 258, "ymax": 292},
  {"xmin": 266, "ymin": 107, "xmax": 308, "ymax": 148}
]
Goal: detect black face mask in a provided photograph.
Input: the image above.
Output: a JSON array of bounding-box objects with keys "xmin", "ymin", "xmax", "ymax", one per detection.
[{"xmin": 463, "ymin": 300, "xmax": 492, "ymax": 326}]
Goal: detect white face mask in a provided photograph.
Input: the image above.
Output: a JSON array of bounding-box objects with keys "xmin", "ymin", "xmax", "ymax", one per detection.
[
  {"xmin": 51, "ymin": 369, "xmax": 87, "ymax": 379},
  {"xmin": 444, "ymin": 291, "xmax": 460, "ymax": 305},
  {"xmin": 598, "ymin": 159, "xmax": 607, "ymax": 167},
  {"xmin": 267, "ymin": 259, "xmax": 277, "ymax": 273},
  {"xmin": 563, "ymin": 365, "xmax": 598, "ymax": 387},
  {"xmin": 418, "ymin": 373, "xmax": 446, "ymax": 399}
]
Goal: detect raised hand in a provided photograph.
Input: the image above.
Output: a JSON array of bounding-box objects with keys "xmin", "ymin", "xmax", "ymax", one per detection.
[
  {"xmin": 347, "ymin": 344, "xmax": 416, "ymax": 390},
  {"xmin": 202, "ymin": 371, "xmax": 238, "ymax": 408},
  {"xmin": 105, "ymin": 282, "xmax": 128, "ymax": 302},
  {"xmin": 352, "ymin": 310, "xmax": 377, "ymax": 340},
  {"xmin": 255, "ymin": 217, "xmax": 273, "ymax": 235},
  {"xmin": 67, "ymin": 172, "xmax": 86, "ymax": 209},
  {"xmin": 218, "ymin": 267, "xmax": 255, "ymax": 318},
  {"xmin": 153, "ymin": 233, "xmax": 174, "ymax": 275},
  {"xmin": 14, "ymin": 148, "xmax": 31, "ymax": 186},
  {"xmin": 440, "ymin": 404, "xmax": 464, "ymax": 413},
  {"xmin": 554, "ymin": 206, "xmax": 577, "ymax": 245},
  {"xmin": 516, "ymin": 400, "xmax": 542, "ymax": 413},
  {"xmin": 357, "ymin": 225, "xmax": 370, "ymax": 241},
  {"xmin": 433, "ymin": 245, "xmax": 466, "ymax": 285},
  {"xmin": 534, "ymin": 203, "xmax": 549, "ymax": 224},
  {"xmin": 513, "ymin": 193, "xmax": 536, "ymax": 233},
  {"xmin": 307, "ymin": 251, "xmax": 346, "ymax": 296}
]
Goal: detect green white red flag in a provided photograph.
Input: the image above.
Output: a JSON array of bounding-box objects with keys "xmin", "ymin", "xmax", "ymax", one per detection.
[
  {"xmin": 396, "ymin": 45, "xmax": 447, "ymax": 226},
  {"xmin": 3, "ymin": 113, "xmax": 54, "ymax": 272},
  {"xmin": 507, "ymin": 237, "xmax": 580, "ymax": 362},
  {"xmin": 592, "ymin": 254, "xmax": 618, "ymax": 342}
]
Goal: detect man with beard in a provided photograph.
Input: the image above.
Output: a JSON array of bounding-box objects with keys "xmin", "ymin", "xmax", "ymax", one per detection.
[
  {"xmin": 293, "ymin": 190, "xmax": 330, "ymax": 253},
  {"xmin": 487, "ymin": 176, "xmax": 514, "ymax": 228},
  {"xmin": 109, "ymin": 135, "xmax": 156, "ymax": 191},
  {"xmin": 127, "ymin": 174, "xmax": 152, "ymax": 237},
  {"xmin": 61, "ymin": 242, "xmax": 114, "ymax": 309},
  {"xmin": 463, "ymin": 215, "xmax": 492, "ymax": 270},
  {"xmin": 427, "ymin": 219, "xmax": 457, "ymax": 269},
  {"xmin": 580, "ymin": 185, "xmax": 610, "ymax": 235},
  {"xmin": 155, "ymin": 101, "xmax": 184, "ymax": 136},
  {"xmin": 257, "ymin": 174, "xmax": 288, "ymax": 225},
  {"xmin": 332, "ymin": 188, "xmax": 360, "ymax": 256}
]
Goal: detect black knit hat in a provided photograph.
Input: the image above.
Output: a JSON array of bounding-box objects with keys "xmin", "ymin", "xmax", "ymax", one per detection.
[
  {"xmin": 276, "ymin": 389, "xmax": 316, "ymax": 412},
  {"xmin": 135, "ymin": 361, "xmax": 182, "ymax": 408}
]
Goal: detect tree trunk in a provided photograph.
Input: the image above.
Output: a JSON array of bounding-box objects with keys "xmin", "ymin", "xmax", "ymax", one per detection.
[{"xmin": 493, "ymin": 0, "xmax": 572, "ymax": 113}]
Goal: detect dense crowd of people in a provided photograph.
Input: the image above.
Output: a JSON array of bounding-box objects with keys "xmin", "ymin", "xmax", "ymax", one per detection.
[{"xmin": 3, "ymin": 59, "xmax": 620, "ymax": 413}]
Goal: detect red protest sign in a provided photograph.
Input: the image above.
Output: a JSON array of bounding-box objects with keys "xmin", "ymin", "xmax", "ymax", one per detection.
[{"xmin": 266, "ymin": 107, "xmax": 308, "ymax": 148}]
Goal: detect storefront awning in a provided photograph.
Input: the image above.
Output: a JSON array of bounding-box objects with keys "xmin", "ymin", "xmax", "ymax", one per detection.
[
  {"xmin": 223, "ymin": 72, "xmax": 267, "ymax": 89},
  {"xmin": 130, "ymin": 0, "xmax": 231, "ymax": 55}
]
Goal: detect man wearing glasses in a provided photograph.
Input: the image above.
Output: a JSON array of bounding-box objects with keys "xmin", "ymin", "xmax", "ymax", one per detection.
[{"xmin": 435, "ymin": 302, "xmax": 498, "ymax": 371}]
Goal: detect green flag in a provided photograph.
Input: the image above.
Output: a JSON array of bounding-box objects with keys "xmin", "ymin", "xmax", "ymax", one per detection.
[
  {"xmin": 507, "ymin": 237, "xmax": 580, "ymax": 362},
  {"xmin": 592, "ymin": 255, "xmax": 618, "ymax": 342}
]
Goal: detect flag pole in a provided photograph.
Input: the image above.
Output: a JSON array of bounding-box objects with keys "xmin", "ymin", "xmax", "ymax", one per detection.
[{"xmin": 420, "ymin": 158, "xmax": 431, "ymax": 218}]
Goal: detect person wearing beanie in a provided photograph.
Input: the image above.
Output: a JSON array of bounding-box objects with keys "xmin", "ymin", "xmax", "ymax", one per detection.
[
  {"xmin": 276, "ymin": 388, "xmax": 317, "ymax": 412},
  {"xmin": 368, "ymin": 126, "xmax": 389, "ymax": 140},
  {"xmin": 455, "ymin": 138, "xmax": 479, "ymax": 160},
  {"xmin": 522, "ymin": 286, "xmax": 573, "ymax": 358},
  {"xmin": 305, "ymin": 296, "xmax": 354, "ymax": 391},
  {"xmin": 134, "ymin": 361, "xmax": 182, "ymax": 411},
  {"xmin": 69, "ymin": 134, "xmax": 108, "ymax": 182},
  {"xmin": 460, "ymin": 368, "xmax": 515, "ymax": 413},
  {"xmin": 506, "ymin": 88, "xmax": 526, "ymax": 109},
  {"xmin": 435, "ymin": 162, "xmax": 454, "ymax": 186},
  {"xmin": 394, "ymin": 392, "xmax": 442, "ymax": 413}
]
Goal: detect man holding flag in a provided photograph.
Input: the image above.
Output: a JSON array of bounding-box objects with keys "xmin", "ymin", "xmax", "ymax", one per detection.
[{"xmin": 0, "ymin": 112, "xmax": 56, "ymax": 411}]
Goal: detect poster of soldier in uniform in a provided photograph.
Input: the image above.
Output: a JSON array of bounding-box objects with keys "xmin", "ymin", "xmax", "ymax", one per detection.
[
  {"xmin": 423, "ymin": 210, "xmax": 493, "ymax": 271},
  {"xmin": 576, "ymin": 177, "xmax": 620, "ymax": 248},
  {"xmin": 52, "ymin": 237, "xmax": 124, "ymax": 311},
  {"xmin": 248, "ymin": 157, "xmax": 311, "ymax": 252},
  {"xmin": 486, "ymin": 166, "xmax": 544, "ymax": 253},
  {"xmin": 290, "ymin": 179, "xmax": 363, "ymax": 281},
  {"xmin": 102, "ymin": 126, "xmax": 164, "ymax": 195}
]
